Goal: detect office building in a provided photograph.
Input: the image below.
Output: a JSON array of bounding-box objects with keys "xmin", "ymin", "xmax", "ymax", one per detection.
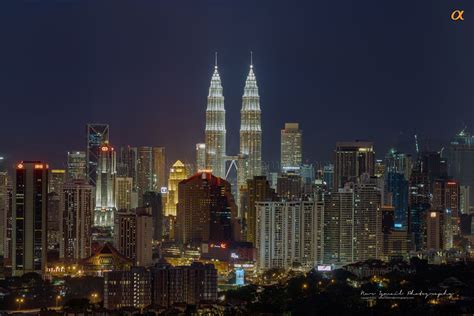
[
  {"xmin": 205, "ymin": 59, "xmax": 227, "ymax": 179},
  {"xmin": 276, "ymin": 173, "xmax": 302, "ymax": 199},
  {"xmin": 48, "ymin": 169, "xmax": 66, "ymax": 194},
  {"xmin": 60, "ymin": 180, "xmax": 93, "ymax": 261},
  {"xmin": 238, "ymin": 58, "xmax": 262, "ymax": 194},
  {"xmin": 385, "ymin": 149, "xmax": 412, "ymax": 180},
  {"xmin": 196, "ymin": 143, "xmax": 206, "ymax": 172},
  {"xmin": 86, "ymin": 124, "xmax": 109, "ymax": 185},
  {"xmin": 165, "ymin": 160, "xmax": 188, "ymax": 217},
  {"xmin": 176, "ymin": 172, "xmax": 239, "ymax": 244},
  {"xmin": 0, "ymin": 172, "xmax": 8, "ymax": 258},
  {"xmin": 94, "ymin": 142, "xmax": 116, "ymax": 227},
  {"xmin": 12, "ymin": 161, "xmax": 48, "ymax": 276},
  {"xmin": 334, "ymin": 141, "xmax": 375, "ymax": 190},
  {"xmin": 117, "ymin": 146, "xmax": 138, "ymax": 190},
  {"xmin": 281, "ymin": 123, "xmax": 302, "ymax": 172},
  {"xmin": 137, "ymin": 147, "xmax": 154, "ymax": 206},
  {"xmin": 385, "ymin": 172, "xmax": 409, "ymax": 229},
  {"xmin": 114, "ymin": 177, "xmax": 133, "ymax": 211},
  {"xmin": 143, "ymin": 191, "xmax": 163, "ymax": 241},
  {"xmin": 67, "ymin": 151, "xmax": 87, "ymax": 181},
  {"xmin": 152, "ymin": 147, "xmax": 166, "ymax": 191}
]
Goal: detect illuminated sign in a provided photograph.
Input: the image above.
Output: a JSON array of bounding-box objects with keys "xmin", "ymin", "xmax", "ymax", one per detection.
[
  {"xmin": 317, "ymin": 265, "xmax": 332, "ymax": 271},
  {"xmin": 394, "ymin": 223, "xmax": 402, "ymax": 228},
  {"xmin": 161, "ymin": 187, "xmax": 168, "ymax": 194},
  {"xmin": 235, "ymin": 269, "xmax": 245, "ymax": 286},
  {"xmin": 231, "ymin": 253, "xmax": 239, "ymax": 259}
]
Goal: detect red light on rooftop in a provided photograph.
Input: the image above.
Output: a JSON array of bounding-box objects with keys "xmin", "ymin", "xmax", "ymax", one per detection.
[
  {"xmin": 221, "ymin": 243, "xmax": 227, "ymax": 249},
  {"xmin": 101, "ymin": 146, "xmax": 109, "ymax": 152},
  {"xmin": 34, "ymin": 164, "xmax": 44, "ymax": 169},
  {"xmin": 17, "ymin": 163, "xmax": 24, "ymax": 169},
  {"xmin": 447, "ymin": 182, "xmax": 457, "ymax": 185}
]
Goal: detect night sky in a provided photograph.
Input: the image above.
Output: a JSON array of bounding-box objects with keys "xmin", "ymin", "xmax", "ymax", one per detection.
[{"xmin": 0, "ymin": 0, "xmax": 473, "ymax": 169}]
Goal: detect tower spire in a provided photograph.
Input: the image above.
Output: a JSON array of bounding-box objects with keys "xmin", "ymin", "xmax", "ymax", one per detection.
[
  {"xmin": 215, "ymin": 51, "xmax": 218, "ymax": 69},
  {"xmin": 250, "ymin": 51, "xmax": 253, "ymax": 68}
]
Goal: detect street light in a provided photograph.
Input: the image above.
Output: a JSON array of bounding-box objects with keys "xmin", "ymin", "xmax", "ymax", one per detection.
[
  {"xmin": 56, "ymin": 295, "xmax": 62, "ymax": 307},
  {"xmin": 15, "ymin": 297, "xmax": 25, "ymax": 310},
  {"xmin": 90, "ymin": 293, "xmax": 99, "ymax": 304}
]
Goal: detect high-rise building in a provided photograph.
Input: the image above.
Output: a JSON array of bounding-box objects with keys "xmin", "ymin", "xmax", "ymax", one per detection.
[
  {"xmin": 323, "ymin": 164, "xmax": 334, "ymax": 189},
  {"xmin": 322, "ymin": 185, "xmax": 355, "ymax": 265},
  {"xmin": 281, "ymin": 123, "xmax": 302, "ymax": 172},
  {"xmin": 385, "ymin": 172, "xmax": 409, "ymax": 229},
  {"xmin": 333, "ymin": 141, "xmax": 375, "ymax": 190},
  {"xmin": 385, "ymin": 149, "xmax": 412, "ymax": 180},
  {"xmin": 114, "ymin": 208, "xmax": 153, "ymax": 267},
  {"xmin": 143, "ymin": 191, "xmax": 163, "ymax": 241},
  {"xmin": 276, "ymin": 173, "xmax": 302, "ymax": 199},
  {"xmin": 114, "ymin": 177, "xmax": 133, "ymax": 211},
  {"xmin": 354, "ymin": 177, "xmax": 382, "ymax": 261},
  {"xmin": 255, "ymin": 200, "xmax": 316, "ymax": 271},
  {"xmin": 135, "ymin": 208, "xmax": 153, "ymax": 267},
  {"xmin": 137, "ymin": 146, "xmax": 153, "ymax": 206},
  {"xmin": 176, "ymin": 172, "xmax": 239, "ymax": 244},
  {"xmin": 67, "ymin": 151, "xmax": 87, "ymax": 181},
  {"xmin": 445, "ymin": 130, "xmax": 474, "ymax": 206},
  {"xmin": 196, "ymin": 143, "xmax": 206, "ymax": 172},
  {"xmin": 94, "ymin": 142, "xmax": 116, "ymax": 227},
  {"xmin": 12, "ymin": 161, "xmax": 48, "ymax": 276},
  {"xmin": 0, "ymin": 172, "xmax": 8, "ymax": 258},
  {"xmin": 425, "ymin": 211, "xmax": 442, "ymax": 251},
  {"xmin": 104, "ymin": 267, "xmax": 152, "ymax": 310},
  {"xmin": 205, "ymin": 58, "xmax": 227, "ymax": 179},
  {"xmin": 152, "ymin": 262, "xmax": 218, "ymax": 307},
  {"xmin": 152, "ymin": 147, "xmax": 166, "ymax": 191},
  {"xmin": 117, "ymin": 146, "xmax": 137, "ymax": 190},
  {"xmin": 241, "ymin": 176, "xmax": 276, "ymax": 244},
  {"xmin": 165, "ymin": 160, "xmax": 188, "ymax": 217},
  {"xmin": 60, "ymin": 180, "xmax": 93, "ymax": 261},
  {"xmin": 48, "ymin": 169, "xmax": 66, "ymax": 194},
  {"xmin": 239, "ymin": 57, "xmax": 262, "ymax": 185},
  {"xmin": 86, "ymin": 124, "xmax": 109, "ymax": 185},
  {"xmin": 47, "ymin": 192, "xmax": 61, "ymax": 250}
]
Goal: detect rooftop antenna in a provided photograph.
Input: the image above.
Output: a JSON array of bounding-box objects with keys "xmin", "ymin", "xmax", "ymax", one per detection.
[
  {"xmin": 214, "ymin": 52, "xmax": 218, "ymax": 69},
  {"xmin": 414, "ymin": 134, "xmax": 420, "ymax": 154},
  {"xmin": 250, "ymin": 51, "xmax": 253, "ymax": 68}
]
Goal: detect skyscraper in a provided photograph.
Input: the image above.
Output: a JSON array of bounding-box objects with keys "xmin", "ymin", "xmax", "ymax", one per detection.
[
  {"xmin": 137, "ymin": 147, "xmax": 153, "ymax": 206},
  {"xmin": 334, "ymin": 141, "xmax": 375, "ymax": 190},
  {"xmin": 152, "ymin": 147, "xmax": 166, "ymax": 191},
  {"xmin": 143, "ymin": 191, "xmax": 163, "ymax": 241},
  {"xmin": 117, "ymin": 146, "xmax": 137, "ymax": 190},
  {"xmin": 94, "ymin": 142, "xmax": 116, "ymax": 227},
  {"xmin": 445, "ymin": 129, "xmax": 474, "ymax": 206},
  {"xmin": 239, "ymin": 55, "xmax": 262, "ymax": 184},
  {"xmin": 281, "ymin": 123, "xmax": 302, "ymax": 172},
  {"xmin": 255, "ymin": 200, "xmax": 316, "ymax": 271},
  {"xmin": 61, "ymin": 180, "xmax": 93, "ymax": 261},
  {"xmin": 196, "ymin": 143, "xmax": 206, "ymax": 172},
  {"xmin": 67, "ymin": 151, "xmax": 87, "ymax": 181},
  {"xmin": 114, "ymin": 177, "xmax": 133, "ymax": 211},
  {"xmin": 0, "ymin": 172, "xmax": 8, "ymax": 258},
  {"xmin": 205, "ymin": 56, "xmax": 226, "ymax": 179},
  {"xmin": 12, "ymin": 161, "xmax": 48, "ymax": 276},
  {"xmin": 176, "ymin": 172, "xmax": 239, "ymax": 244},
  {"xmin": 241, "ymin": 176, "xmax": 276, "ymax": 244},
  {"xmin": 165, "ymin": 160, "xmax": 188, "ymax": 217},
  {"xmin": 86, "ymin": 124, "xmax": 109, "ymax": 186},
  {"xmin": 48, "ymin": 169, "xmax": 66, "ymax": 194}
]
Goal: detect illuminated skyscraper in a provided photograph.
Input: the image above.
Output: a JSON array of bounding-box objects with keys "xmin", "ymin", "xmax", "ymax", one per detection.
[
  {"xmin": 48, "ymin": 169, "xmax": 66, "ymax": 194},
  {"xmin": 86, "ymin": 124, "xmax": 109, "ymax": 185},
  {"xmin": 114, "ymin": 177, "xmax": 133, "ymax": 211},
  {"xmin": 334, "ymin": 141, "xmax": 375, "ymax": 190},
  {"xmin": 239, "ymin": 55, "xmax": 262, "ymax": 184},
  {"xmin": 152, "ymin": 147, "xmax": 166, "ymax": 191},
  {"xmin": 137, "ymin": 147, "xmax": 153, "ymax": 206},
  {"xmin": 12, "ymin": 161, "xmax": 48, "ymax": 276},
  {"xmin": 117, "ymin": 146, "xmax": 137, "ymax": 190},
  {"xmin": 61, "ymin": 180, "xmax": 93, "ymax": 261},
  {"xmin": 176, "ymin": 172, "xmax": 239, "ymax": 244},
  {"xmin": 196, "ymin": 143, "xmax": 206, "ymax": 172},
  {"xmin": 281, "ymin": 123, "xmax": 302, "ymax": 172},
  {"xmin": 94, "ymin": 142, "xmax": 116, "ymax": 227},
  {"xmin": 67, "ymin": 151, "xmax": 87, "ymax": 181},
  {"xmin": 205, "ymin": 56, "xmax": 227, "ymax": 178},
  {"xmin": 165, "ymin": 160, "xmax": 188, "ymax": 217},
  {"xmin": 0, "ymin": 172, "xmax": 8, "ymax": 258}
]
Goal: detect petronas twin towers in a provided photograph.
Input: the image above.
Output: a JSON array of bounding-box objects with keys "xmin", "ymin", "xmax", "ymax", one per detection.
[{"xmin": 204, "ymin": 53, "xmax": 262, "ymax": 186}]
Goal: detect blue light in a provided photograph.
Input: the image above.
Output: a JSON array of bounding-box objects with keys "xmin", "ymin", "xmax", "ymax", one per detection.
[{"xmin": 394, "ymin": 223, "xmax": 402, "ymax": 228}]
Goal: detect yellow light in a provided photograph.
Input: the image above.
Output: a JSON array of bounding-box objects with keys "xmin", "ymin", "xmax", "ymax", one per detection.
[{"xmin": 430, "ymin": 212, "xmax": 437, "ymax": 218}]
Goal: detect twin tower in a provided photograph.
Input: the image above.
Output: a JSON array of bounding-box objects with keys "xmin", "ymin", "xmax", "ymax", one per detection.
[{"xmin": 204, "ymin": 53, "xmax": 262, "ymax": 188}]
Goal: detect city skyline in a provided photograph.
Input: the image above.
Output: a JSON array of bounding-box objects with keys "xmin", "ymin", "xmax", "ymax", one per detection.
[{"xmin": 1, "ymin": 1, "xmax": 473, "ymax": 168}]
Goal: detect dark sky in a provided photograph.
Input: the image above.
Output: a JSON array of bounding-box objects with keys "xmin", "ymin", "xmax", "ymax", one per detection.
[{"xmin": 0, "ymin": 0, "xmax": 473, "ymax": 169}]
